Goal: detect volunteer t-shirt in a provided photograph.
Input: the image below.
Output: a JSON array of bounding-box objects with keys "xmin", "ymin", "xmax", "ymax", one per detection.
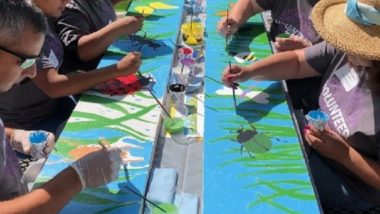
[{"xmin": 305, "ymin": 41, "xmax": 380, "ymax": 204}]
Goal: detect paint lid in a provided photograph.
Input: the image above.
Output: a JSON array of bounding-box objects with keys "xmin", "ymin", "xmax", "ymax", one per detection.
[{"xmin": 169, "ymin": 84, "xmax": 186, "ymax": 92}]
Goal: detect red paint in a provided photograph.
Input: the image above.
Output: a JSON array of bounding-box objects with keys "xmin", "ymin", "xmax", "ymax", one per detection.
[{"xmin": 94, "ymin": 75, "xmax": 143, "ymax": 96}]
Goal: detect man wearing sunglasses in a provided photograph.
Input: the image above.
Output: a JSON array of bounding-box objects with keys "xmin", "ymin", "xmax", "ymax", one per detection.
[
  {"xmin": 0, "ymin": 1, "xmax": 123, "ymax": 212},
  {"xmin": 0, "ymin": 0, "xmax": 142, "ymax": 142}
]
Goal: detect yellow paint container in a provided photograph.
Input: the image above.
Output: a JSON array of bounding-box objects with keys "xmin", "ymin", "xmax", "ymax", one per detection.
[{"xmin": 181, "ymin": 22, "xmax": 204, "ymax": 45}]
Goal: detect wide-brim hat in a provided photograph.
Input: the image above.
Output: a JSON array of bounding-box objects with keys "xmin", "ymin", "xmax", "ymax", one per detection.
[{"xmin": 311, "ymin": 0, "xmax": 380, "ymax": 60}]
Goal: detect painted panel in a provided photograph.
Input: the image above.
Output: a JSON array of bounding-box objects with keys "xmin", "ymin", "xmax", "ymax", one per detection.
[
  {"xmin": 34, "ymin": 1, "xmax": 183, "ymax": 213},
  {"xmin": 203, "ymin": 1, "xmax": 321, "ymax": 213}
]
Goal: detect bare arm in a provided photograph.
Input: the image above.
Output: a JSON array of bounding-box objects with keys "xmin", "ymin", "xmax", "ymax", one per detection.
[
  {"xmin": 0, "ymin": 167, "xmax": 81, "ymax": 214},
  {"xmin": 32, "ymin": 53, "xmax": 141, "ymax": 98},
  {"xmin": 4, "ymin": 127, "xmax": 15, "ymax": 140},
  {"xmin": 245, "ymin": 49, "xmax": 320, "ymax": 80},
  {"xmin": 218, "ymin": 0, "xmax": 265, "ymax": 36},
  {"xmin": 341, "ymin": 147, "xmax": 380, "ymax": 190},
  {"xmin": 306, "ymin": 127, "xmax": 380, "ymax": 190},
  {"xmin": 223, "ymin": 49, "xmax": 321, "ymax": 86},
  {"xmin": 230, "ymin": 0, "xmax": 265, "ymax": 25},
  {"xmin": 110, "ymin": 0, "xmax": 123, "ymax": 5},
  {"xmin": 77, "ymin": 16, "xmax": 143, "ymax": 61}
]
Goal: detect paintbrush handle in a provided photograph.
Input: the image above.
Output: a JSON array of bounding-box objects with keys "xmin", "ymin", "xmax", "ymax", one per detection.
[
  {"xmin": 148, "ymin": 89, "xmax": 171, "ymax": 118},
  {"xmin": 124, "ymin": 185, "xmax": 166, "ymax": 212}
]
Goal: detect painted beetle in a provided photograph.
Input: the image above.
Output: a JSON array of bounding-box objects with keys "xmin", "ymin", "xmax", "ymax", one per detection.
[{"xmin": 232, "ymin": 124, "xmax": 272, "ymax": 158}]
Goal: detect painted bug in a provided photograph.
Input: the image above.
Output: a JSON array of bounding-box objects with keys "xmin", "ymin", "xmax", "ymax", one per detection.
[{"xmin": 231, "ymin": 124, "xmax": 272, "ymax": 158}]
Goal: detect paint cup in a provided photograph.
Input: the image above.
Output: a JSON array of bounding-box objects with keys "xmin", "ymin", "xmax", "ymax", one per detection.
[
  {"xmin": 168, "ymin": 84, "xmax": 188, "ymax": 115},
  {"xmin": 186, "ymin": 74, "xmax": 203, "ymax": 94},
  {"xmin": 305, "ymin": 110, "xmax": 330, "ymax": 131},
  {"xmin": 181, "ymin": 22, "xmax": 204, "ymax": 46}
]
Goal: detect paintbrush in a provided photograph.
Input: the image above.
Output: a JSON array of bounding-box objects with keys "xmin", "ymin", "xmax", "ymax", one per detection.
[
  {"xmin": 190, "ymin": 4, "xmax": 194, "ymax": 31},
  {"xmin": 225, "ymin": 8, "xmax": 229, "ymax": 48},
  {"xmin": 98, "ymin": 137, "xmax": 111, "ymax": 148},
  {"xmin": 141, "ymin": 9, "xmax": 145, "ymax": 17},
  {"xmin": 229, "ymin": 61, "xmax": 238, "ymax": 111},
  {"xmin": 145, "ymin": 87, "xmax": 171, "ymax": 118},
  {"xmin": 46, "ymin": 133, "xmax": 58, "ymax": 151},
  {"xmin": 123, "ymin": 166, "xmax": 166, "ymax": 213}
]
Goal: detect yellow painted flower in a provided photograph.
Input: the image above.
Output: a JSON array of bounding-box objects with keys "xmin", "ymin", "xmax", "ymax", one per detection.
[{"xmin": 149, "ymin": 2, "xmax": 178, "ymax": 9}]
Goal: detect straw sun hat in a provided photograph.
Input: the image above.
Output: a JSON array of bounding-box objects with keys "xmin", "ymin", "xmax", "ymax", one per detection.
[{"xmin": 311, "ymin": 0, "xmax": 380, "ymax": 60}]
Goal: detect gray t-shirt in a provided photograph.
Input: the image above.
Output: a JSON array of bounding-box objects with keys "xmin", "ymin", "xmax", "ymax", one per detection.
[
  {"xmin": 305, "ymin": 41, "xmax": 380, "ymax": 204},
  {"xmin": 0, "ymin": 119, "xmax": 28, "ymax": 200},
  {"xmin": 256, "ymin": 0, "xmax": 320, "ymax": 44},
  {"xmin": 57, "ymin": 0, "xmax": 116, "ymax": 72},
  {"xmin": 0, "ymin": 19, "xmax": 63, "ymax": 129}
]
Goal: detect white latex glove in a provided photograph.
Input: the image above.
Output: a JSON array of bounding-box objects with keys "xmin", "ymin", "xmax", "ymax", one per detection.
[
  {"xmin": 70, "ymin": 147, "xmax": 122, "ymax": 190},
  {"xmin": 10, "ymin": 130, "xmax": 56, "ymax": 159}
]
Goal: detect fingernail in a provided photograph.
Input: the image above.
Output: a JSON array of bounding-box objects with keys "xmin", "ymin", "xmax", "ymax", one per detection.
[
  {"xmin": 227, "ymin": 76, "xmax": 232, "ymax": 81},
  {"xmin": 303, "ymin": 125, "xmax": 310, "ymax": 134}
]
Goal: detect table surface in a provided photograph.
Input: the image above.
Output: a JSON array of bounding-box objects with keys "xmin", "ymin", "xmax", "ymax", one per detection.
[{"xmin": 33, "ymin": 0, "xmax": 321, "ymax": 213}]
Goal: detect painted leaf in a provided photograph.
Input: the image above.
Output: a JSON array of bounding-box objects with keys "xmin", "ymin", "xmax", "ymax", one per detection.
[
  {"xmin": 245, "ymin": 134, "xmax": 272, "ymax": 154},
  {"xmin": 149, "ymin": 2, "xmax": 178, "ymax": 9},
  {"xmin": 74, "ymin": 192, "xmax": 120, "ymax": 205},
  {"xmin": 107, "ymin": 45, "xmax": 129, "ymax": 55},
  {"xmin": 135, "ymin": 6, "xmax": 154, "ymax": 16}
]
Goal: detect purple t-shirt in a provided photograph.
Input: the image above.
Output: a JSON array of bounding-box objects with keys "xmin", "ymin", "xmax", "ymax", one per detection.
[
  {"xmin": 305, "ymin": 41, "xmax": 380, "ymax": 204},
  {"xmin": 256, "ymin": 0, "xmax": 320, "ymax": 44},
  {"xmin": 0, "ymin": 119, "xmax": 28, "ymax": 200}
]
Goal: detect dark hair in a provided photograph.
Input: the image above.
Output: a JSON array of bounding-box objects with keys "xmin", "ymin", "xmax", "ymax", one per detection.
[
  {"xmin": 368, "ymin": 61, "xmax": 380, "ymax": 93},
  {"xmin": 0, "ymin": 0, "xmax": 47, "ymax": 44}
]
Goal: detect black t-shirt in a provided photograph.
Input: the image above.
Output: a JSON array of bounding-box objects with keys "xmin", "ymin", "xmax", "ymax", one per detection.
[{"xmin": 56, "ymin": 0, "xmax": 116, "ymax": 73}]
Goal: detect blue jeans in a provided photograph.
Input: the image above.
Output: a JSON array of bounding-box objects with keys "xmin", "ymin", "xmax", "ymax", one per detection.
[{"xmin": 308, "ymin": 152, "xmax": 376, "ymax": 211}]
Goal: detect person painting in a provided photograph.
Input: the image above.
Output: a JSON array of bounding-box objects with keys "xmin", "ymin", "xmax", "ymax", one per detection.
[
  {"xmin": 0, "ymin": 1, "xmax": 122, "ymax": 212},
  {"xmin": 222, "ymin": 0, "xmax": 380, "ymax": 210},
  {"xmin": 57, "ymin": 0, "xmax": 144, "ymax": 72},
  {"xmin": 217, "ymin": 0, "xmax": 323, "ymax": 113},
  {"xmin": 0, "ymin": 0, "xmax": 142, "ymax": 140}
]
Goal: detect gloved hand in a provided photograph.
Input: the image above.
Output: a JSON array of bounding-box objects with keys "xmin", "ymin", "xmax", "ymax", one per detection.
[
  {"xmin": 70, "ymin": 147, "xmax": 122, "ymax": 190},
  {"xmin": 10, "ymin": 130, "xmax": 56, "ymax": 159}
]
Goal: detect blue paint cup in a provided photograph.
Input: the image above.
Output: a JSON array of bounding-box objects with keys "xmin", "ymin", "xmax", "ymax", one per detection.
[{"xmin": 305, "ymin": 110, "xmax": 330, "ymax": 131}]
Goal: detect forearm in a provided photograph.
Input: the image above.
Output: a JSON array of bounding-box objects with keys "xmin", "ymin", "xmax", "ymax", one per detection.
[
  {"xmin": 339, "ymin": 147, "xmax": 380, "ymax": 190},
  {"xmin": 0, "ymin": 167, "xmax": 81, "ymax": 214},
  {"xmin": 111, "ymin": 0, "xmax": 123, "ymax": 5},
  {"xmin": 33, "ymin": 65, "xmax": 123, "ymax": 98},
  {"xmin": 4, "ymin": 127, "xmax": 15, "ymax": 140},
  {"xmin": 230, "ymin": 0, "xmax": 264, "ymax": 25},
  {"xmin": 246, "ymin": 50, "xmax": 320, "ymax": 80},
  {"xmin": 77, "ymin": 23, "xmax": 122, "ymax": 61}
]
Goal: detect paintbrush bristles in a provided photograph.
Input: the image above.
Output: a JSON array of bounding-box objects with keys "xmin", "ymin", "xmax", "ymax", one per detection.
[{"xmin": 98, "ymin": 138, "xmax": 110, "ymax": 148}]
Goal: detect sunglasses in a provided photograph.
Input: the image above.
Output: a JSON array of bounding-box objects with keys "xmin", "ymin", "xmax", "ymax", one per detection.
[{"xmin": 0, "ymin": 45, "xmax": 39, "ymax": 69}]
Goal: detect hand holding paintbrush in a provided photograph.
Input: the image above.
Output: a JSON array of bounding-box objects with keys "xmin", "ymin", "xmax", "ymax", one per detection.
[
  {"xmin": 228, "ymin": 61, "xmax": 239, "ymax": 112},
  {"xmin": 217, "ymin": 6, "xmax": 240, "ymax": 38}
]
